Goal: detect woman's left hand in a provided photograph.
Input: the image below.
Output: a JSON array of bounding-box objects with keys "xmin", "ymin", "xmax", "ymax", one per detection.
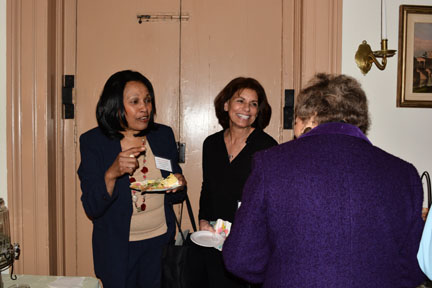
[
  {"xmin": 422, "ymin": 207, "xmax": 429, "ymax": 221},
  {"xmin": 166, "ymin": 173, "xmax": 187, "ymax": 193}
]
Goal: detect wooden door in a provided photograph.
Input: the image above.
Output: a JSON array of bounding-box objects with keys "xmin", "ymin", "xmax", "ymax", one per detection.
[
  {"xmin": 61, "ymin": 0, "xmax": 341, "ymax": 277},
  {"xmin": 69, "ymin": 0, "xmax": 285, "ymax": 276}
]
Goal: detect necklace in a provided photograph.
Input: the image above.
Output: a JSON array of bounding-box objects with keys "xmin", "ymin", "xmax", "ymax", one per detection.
[
  {"xmin": 226, "ymin": 129, "xmax": 251, "ymax": 161},
  {"xmin": 129, "ymin": 138, "xmax": 147, "ymax": 213}
]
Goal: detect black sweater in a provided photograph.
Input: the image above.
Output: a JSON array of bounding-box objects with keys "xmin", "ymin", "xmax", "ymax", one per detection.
[{"xmin": 198, "ymin": 129, "xmax": 278, "ymax": 223}]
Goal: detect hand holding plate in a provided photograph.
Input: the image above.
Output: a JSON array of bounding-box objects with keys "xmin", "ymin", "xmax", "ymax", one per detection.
[
  {"xmin": 165, "ymin": 173, "xmax": 186, "ymax": 193},
  {"xmin": 199, "ymin": 219, "xmax": 216, "ymax": 233}
]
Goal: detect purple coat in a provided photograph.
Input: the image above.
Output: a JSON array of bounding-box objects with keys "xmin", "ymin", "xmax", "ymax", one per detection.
[{"xmin": 223, "ymin": 122, "xmax": 425, "ymax": 288}]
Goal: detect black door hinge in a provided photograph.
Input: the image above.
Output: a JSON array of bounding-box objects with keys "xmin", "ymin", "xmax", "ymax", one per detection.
[{"xmin": 62, "ymin": 75, "xmax": 75, "ymax": 119}]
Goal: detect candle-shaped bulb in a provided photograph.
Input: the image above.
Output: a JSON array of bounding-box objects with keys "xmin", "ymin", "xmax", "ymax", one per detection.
[{"xmin": 381, "ymin": 0, "xmax": 387, "ymax": 40}]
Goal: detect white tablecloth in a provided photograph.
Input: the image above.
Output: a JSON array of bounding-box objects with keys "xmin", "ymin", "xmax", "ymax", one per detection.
[{"xmin": 1, "ymin": 274, "xmax": 100, "ymax": 288}]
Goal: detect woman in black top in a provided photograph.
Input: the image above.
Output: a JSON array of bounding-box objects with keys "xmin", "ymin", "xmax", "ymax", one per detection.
[
  {"xmin": 199, "ymin": 128, "xmax": 277, "ymax": 224},
  {"xmin": 195, "ymin": 77, "xmax": 278, "ymax": 288}
]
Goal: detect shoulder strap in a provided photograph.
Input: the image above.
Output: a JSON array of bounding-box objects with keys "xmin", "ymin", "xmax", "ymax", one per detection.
[
  {"xmin": 171, "ymin": 194, "xmax": 197, "ymax": 242},
  {"xmin": 422, "ymin": 171, "xmax": 431, "ymax": 208},
  {"xmin": 185, "ymin": 194, "xmax": 197, "ymax": 232}
]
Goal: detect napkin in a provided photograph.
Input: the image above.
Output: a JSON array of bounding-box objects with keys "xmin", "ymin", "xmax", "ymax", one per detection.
[
  {"xmin": 210, "ymin": 219, "xmax": 232, "ymax": 251},
  {"xmin": 48, "ymin": 276, "xmax": 84, "ymax": 288}
]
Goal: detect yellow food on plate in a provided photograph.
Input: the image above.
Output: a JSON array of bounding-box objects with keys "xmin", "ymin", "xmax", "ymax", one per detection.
[
  {"xmin": 130, "ymin": 173, "xmax": 179, "ymax": 191},
  {"xmin": 161, "ymin": 173, "xmax": 179, "ymax": 187}
]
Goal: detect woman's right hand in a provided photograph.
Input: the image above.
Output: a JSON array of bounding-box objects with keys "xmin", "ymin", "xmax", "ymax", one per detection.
[
  {"xmin": 104, "ymin": 146, "xmax": 146, "ymax": 195},
  {"xmin": 199, "ymin": 219, "xmax": 215, "ymax": 233}
]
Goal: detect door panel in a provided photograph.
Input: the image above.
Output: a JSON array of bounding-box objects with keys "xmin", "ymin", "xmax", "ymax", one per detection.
[
  {"xmin": 180, "ymin": 0, "xmax": 283, "ymax": 229},
  {"xmin": 75, "ymin": 0, "xmax": 181, "ymax": 276},
  {"xmin": 76, "ymin": 0, "xmax": 181, "ymax": 134}
]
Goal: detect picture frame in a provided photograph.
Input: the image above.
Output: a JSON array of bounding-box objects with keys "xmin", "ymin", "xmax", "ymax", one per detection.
[{"xmin": 397, "ymin": 5, "xmax": 432, "ymax": 108}]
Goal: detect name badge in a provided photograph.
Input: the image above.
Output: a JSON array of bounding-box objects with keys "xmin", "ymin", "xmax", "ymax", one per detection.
[{"xmin": 155, "ymin": 156, "xmax": 173, "ymax": 172}]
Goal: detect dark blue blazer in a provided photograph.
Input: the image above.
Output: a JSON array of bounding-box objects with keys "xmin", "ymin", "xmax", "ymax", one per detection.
[{"xmin": 78, "ymin": 123, "xmax": 184, "ymax": 287}]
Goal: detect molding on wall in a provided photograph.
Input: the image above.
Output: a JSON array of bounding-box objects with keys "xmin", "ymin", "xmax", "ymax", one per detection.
[
  {"xmin": 62, "ymin": 0, "xmax": 78, "ymax": 276},
  {"xmin": 0, "ymin": 0, "xmax": 7, "ymax": 204},
  {"xmin": 7, "ymin": 0, "xmax": 53, "ymax": 275}
]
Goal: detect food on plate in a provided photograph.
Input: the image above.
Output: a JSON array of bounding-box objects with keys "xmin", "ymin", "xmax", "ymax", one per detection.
[{"xmin": 130, "ymin": 173, "xmax": 180, "ymax": 191}]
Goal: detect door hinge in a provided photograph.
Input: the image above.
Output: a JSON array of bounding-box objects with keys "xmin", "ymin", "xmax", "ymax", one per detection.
[
  {"xmin": 177, "ymin": 142, "xmax": 186, "ymax": 164},
  {"xmin": 62, "ymin": 75, "xmax": 75, "ymax": 119},
  {"xmin": 283, "ymin": 89, "xmax": 294, "ymax": 129}
]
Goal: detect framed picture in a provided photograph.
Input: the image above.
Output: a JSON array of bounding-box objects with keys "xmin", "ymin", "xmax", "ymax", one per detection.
[{"xmin": 397, "ymin": 5, "xmax": 432, "ymax": 108}]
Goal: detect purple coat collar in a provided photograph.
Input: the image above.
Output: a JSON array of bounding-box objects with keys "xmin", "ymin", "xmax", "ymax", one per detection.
[{"xmin": 299, "ymin": 122, "xmax": 371, "ymax": 144}]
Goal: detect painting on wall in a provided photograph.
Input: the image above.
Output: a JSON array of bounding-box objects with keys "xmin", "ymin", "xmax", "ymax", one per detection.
[{"xmin": 397, "ymin": 5, "xmax": 432, "ymax": 108}]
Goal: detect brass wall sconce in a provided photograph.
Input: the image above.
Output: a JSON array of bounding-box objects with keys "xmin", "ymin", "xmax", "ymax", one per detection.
[
  {"xmin": 355, "ymin": 0, "xmax": 397, "ymax": 75},
  {"xmin": 355, "ymin": 39, "xmax": 396, "ymax": 75}
]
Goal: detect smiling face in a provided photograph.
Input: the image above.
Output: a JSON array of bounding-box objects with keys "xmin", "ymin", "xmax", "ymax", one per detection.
[
  {"xmin": 123, "ymin": 81, "xmax": 153, "ymax": 133},
  {"xmin": 224, "ymin": 88, "xmax": 259, "ymax": 129}
]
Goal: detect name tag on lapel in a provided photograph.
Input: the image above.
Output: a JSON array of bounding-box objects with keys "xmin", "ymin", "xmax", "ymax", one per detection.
[{"xmin": 155, "ymin": 156, "xmax": 173, "ymax": 172}]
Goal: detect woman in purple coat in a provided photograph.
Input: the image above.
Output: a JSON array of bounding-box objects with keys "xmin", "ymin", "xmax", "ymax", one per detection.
[{"xmin": 222, "ymin": 73, "xmax": 425, "ymax": 288}]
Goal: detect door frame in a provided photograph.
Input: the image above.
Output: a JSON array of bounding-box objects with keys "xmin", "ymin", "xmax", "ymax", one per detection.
[{"xmin": 6, "ymin": 0, "xmax": 74, "ymax": 275}]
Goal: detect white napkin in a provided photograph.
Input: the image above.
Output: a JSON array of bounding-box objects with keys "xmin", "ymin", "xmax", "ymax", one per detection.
[
  {"xmin": 48, "ymin": 276, "xmax": 84, "ymax": 288},
  {"xmin": 210, "ymin": 219, "xmax": 232, "ymax": 251}
]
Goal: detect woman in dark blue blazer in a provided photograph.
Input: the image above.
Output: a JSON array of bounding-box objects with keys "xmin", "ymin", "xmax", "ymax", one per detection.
[{"xmin": 78, "ymin": 70, "xmax": 186, "ymax": 288}]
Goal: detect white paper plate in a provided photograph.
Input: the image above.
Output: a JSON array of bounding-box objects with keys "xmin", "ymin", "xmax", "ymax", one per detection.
[
  {"xmin": 141, "ymin": 184, "xmax": 181, "ymax": 192},
  {"xmin": 190, "ymin": 231, "xmax": 224, "ymax": 248},
  {"xmin": 130, "ymin": 183, "xmax": 181, "ymax": 193}
]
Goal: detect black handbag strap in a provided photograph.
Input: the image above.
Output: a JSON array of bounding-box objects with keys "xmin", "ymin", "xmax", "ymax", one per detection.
[
  {"xmin": 185, "ymin": 195, "xmax": 197, "ymax": 231},
  {"xmin": 171, "ymin": 194, "xmax": 197, "ymax": 242},
  {"xmin": 421, "ymin": 171, "xmax": 431, "ymax": 208}
]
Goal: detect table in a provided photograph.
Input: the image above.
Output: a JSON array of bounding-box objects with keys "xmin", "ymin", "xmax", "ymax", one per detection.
[{"xmin": 1, "ymin": 274, "xmax": 100, "ymax": 288}]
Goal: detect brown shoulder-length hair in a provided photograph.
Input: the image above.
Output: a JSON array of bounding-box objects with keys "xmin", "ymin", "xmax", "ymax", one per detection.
[
  {"xmin": 295, "ymin": 73, "xmax": 370, "ymax": 134},
  {"xmin": 214, "ymin": 77, "xmax": 272, "ymax": 130}
]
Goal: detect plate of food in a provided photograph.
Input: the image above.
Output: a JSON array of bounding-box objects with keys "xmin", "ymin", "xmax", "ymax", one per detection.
[
  {"xmin": 190, "ymin": 231, "xmax": 225, "ymax": 248},
  {"xmin": 130, "ymin": 173, "xmax": 181, "ymax": 193}
]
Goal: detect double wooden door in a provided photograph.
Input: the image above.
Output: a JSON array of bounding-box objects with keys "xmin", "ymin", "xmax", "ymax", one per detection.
[{"xmin": 68, "ymin": 0, "xmax": 292, "ymax": 276}]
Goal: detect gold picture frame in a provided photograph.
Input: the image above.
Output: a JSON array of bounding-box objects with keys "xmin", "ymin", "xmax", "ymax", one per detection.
[{"xmin": 397, "ymin": 5, "xmax": 432, "ymax": 108}]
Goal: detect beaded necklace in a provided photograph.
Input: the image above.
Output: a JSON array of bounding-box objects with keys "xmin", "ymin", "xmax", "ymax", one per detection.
[{"xmin": 129, "ymin": 138, "xmax": 148, "ymax": 213}]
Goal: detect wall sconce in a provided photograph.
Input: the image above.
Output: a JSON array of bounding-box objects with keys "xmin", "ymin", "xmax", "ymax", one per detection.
[
  {"xmin": 355, "ymin": 39, "xmax": 396, "ymax": 75},
  {"xmin": 354, "ymin": 0, "xmax": 396, "ymax": 75}
]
